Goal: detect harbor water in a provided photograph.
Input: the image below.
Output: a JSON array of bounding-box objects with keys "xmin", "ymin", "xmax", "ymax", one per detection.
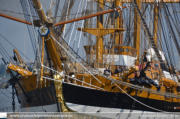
[{"xmin": 0, "ymin": 85, "xmax": 20, "ymax": 112}]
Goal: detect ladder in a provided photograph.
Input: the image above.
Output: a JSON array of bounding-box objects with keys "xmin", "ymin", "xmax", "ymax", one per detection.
[{"xmin": 133, "ymin": 0, "xmax": 168, "ymax": 71}]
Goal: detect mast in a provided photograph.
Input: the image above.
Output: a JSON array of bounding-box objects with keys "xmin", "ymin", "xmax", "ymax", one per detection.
[
  {"xmin": 153, "ymin": 4, "xmax": 158, "ymax": 46},
  {"xmin": 78, "ymin": 1, "xmax": 126, "ymax": 68},
  {"xmin": 54, "ymin": 6, "xmax": 129, "ymax": 26},
  {"xmin": 115, "ymin": 0, "xmax": 123, "ymax": 45},
  {"xmin": 0, "ymin": 13, "xmax": 32, "ymax": 25},
  {"xmin": 133, "ymin": 0, "xmax": 141, "ymax": 59},
  {"xmin": 96, "ymin": 0, "xmax": 104, "ymax": 68},
  {"xmin": 32, "ymin": 0, "xmax": 63, "ymax": 71},
  {"xmin": 133, "ymin": 0, "xmax": 168, "ymax": 70},
  {"xmin": 40, "ymin": 37, "xmax": 45, "ymax": 84}
]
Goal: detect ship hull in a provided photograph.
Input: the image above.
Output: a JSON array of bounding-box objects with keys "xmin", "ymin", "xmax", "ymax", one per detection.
[
  {"xmin": 62, "ymin": 83, "xmax": 179, "ymax": 112},
  {"xmin": 20, "ymin": 104, "xmax": 57, "ymax": 112},
  {"xmin": 18, "ymin": 83, "xmax": 180, "ymax": 113}
]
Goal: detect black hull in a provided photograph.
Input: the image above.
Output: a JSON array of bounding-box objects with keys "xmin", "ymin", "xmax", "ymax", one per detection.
[
  {"xmin": 18, "ymin": 85, "xmax": 57, "ymax": 108},
  {"xmin": 18, "ymin": 83, "xmax": 180, "ymax": 112},
  {"xmin": 63, "ymin": 84, "xmax": 180, "ymax": 112}
]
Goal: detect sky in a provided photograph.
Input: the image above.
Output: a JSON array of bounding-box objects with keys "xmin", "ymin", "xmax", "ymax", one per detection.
[
  {"xmin": 0, "ymin": 17, "xmax": 35, "ymax": 64},
  {"xmin": 0, "ymin": 5, "xmax": 179, "ymax": 68}
]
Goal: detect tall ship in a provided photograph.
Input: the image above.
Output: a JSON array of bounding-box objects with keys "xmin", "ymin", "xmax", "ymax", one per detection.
[{"xmin": 0, "ymin": 0, "xmax": 180, "ymax": 118}]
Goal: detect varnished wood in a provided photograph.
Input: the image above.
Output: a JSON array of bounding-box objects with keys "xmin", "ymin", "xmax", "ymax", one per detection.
[
  {"xmin": 105, "ymin": 0, "xmax": 180, "ymax": 3},
  {"xmin": 40, "ymin": 37, "xmax": 45, "ymax": 83},
  {"xmin": 133, "ymin": 0, "xmax": 141, "ymax": 59},
  {"xmin": 54, "ymin": 6, "xmax": 129, "ymax": 26},
  {"xmin": 0, "ymin": 13, "xmax": 32, "ymax": 25},
  {"xmin": 153, "ymin": 5, "xmax": 159, "ymax": 46}
]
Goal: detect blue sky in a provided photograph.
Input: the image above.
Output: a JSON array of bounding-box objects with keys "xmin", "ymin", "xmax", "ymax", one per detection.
[{"xmin": 0, "ymin": 17, "xmax": 35, "ymax": 64}]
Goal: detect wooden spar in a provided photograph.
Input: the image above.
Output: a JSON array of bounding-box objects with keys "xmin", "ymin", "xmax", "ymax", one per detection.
[
  {"xmin": 115, "ymin": 0, "xmax": 123, "ymax": 45},
  {"xmin": 153, "ymin": 5, "xmax": 158, "ymax": 46},
  {"xmin": 32, "ymin": 0, "xmax": 63, "ymax": 71},
  {"xmin": 0, "ymin": 13, "xmax": 32, "ymax": 25},
  {"xmin": 40, "ymin": 37, "xmax": 45, "ymax": 84},
  {"xmin": 96, "ymin": 0, "xmax": 104, "ymax": 68},
  {"xmin": 54, "ymin": 5, "xmax": 129, "ymax": 26},
  {"xmin": 133, "ymin": 0, "xmax": 141, "ymax": 59},
  {"xmin": 105, "ymin": 0, "xmax": 180, "ymax": 3},
  {"xmin": 13, "ymin": 49, "xmax": 26, "ymax": 65}
]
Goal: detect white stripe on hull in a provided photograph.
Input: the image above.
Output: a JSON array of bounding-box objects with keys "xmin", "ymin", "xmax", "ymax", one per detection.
[
  {"xmin": 20, "ymin": 103, "xmax": 179, "ymax": 119},
  {"xmin": 66, "ymin": 102, "xmax": 179, "ymax": 119},
  {"xmin": 21, "ymin": 104, "xmax": 58, "ymax": 112}
]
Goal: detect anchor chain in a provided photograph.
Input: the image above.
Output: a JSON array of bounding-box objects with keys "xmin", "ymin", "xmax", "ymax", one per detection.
[{"xmin": 12, "ymin": 84, "xmax": 15, "ymax": 112}]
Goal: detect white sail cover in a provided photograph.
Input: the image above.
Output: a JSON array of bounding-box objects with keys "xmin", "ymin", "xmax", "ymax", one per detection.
[{"xmin": 146, "ymin": 48, "xmax": 165, "ymax": 61}]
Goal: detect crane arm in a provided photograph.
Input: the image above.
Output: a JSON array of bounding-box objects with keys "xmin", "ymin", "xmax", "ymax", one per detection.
[
  {"xmin": 6, "ymin": 63, "xmax": 32, "ymax": 76},
  {"xmin": 13, "ymin": 49, "xmax": 26, "ymax": 65}
]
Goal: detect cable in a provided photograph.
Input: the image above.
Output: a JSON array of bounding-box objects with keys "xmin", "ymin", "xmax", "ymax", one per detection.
[
  {"xmin": 68, "ymin": 0, "xmax": 83, "ymax": 45},
  {"xmin": 0, "ymin": 47, "xmax": 9, "ymax": 63},
  {"xmin": 0, "ymin": 43, "xmax": 10, "ymax": 61},
  {"xmin": 51, "ymin": 35, "xmax": 104, "ymax": 85},
  {"xmin": 43, "ymin": 64, "xmax": 180, "ymax": 113},
  {"xmin": 6, "ymin": 89, "xmax": 11, "ymax": 94},
  {"xmin": 0, "ymin": 89, "xmax": 11, "ymax": 98},
  {"xmin": 0, "ymin": 33, "xmax": 31, "ymax": 61},
  {"xmin": 42, "ymin": 65, "xmax": 105, "ymax": 90},
  {"xmin": 77, "ymin": 0, "xmax": 88, "ymax": 54},
  {"xmin": 114, "ymin": 83, "xmax": 180, "ymax": 114}
]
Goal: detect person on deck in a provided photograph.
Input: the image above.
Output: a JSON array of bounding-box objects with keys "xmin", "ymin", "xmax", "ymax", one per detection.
[
  {"xmin": 114, "ymin": 66, "xmax": 122, "ymax": 74},
  {"xmin": 104, "ymin": 67, "xmax": 111, "ymax": 76}
]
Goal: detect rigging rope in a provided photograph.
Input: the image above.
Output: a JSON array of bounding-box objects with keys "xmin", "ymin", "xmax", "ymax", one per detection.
[
  {"xmin": 0, "ymin": 44, "xmax": 10, "ymax": 62},
  {"xmin": 68, "ymin": 0, "xmax": 83, "ymax": 45},
  {"xmin": 26, "ymin": 0, "xmax": 42, "ymax": 91},
  {"xmin": 50, "ymin": 35, "xmax": 104, "ymax": 85},
  {"xmin": 0, "ymin": 33, "xmax": 31, "ymax": 61},
  {"xmin": 163, "ymin": 4, "xmax": 180, "ymax": 56},
  {"xmin": 42, "ymin": 64, "xmax": 105, "ymax": 90},
  {"xmin": 0, "ymin": 48, "xmax": 9, "ymax": 63},
  {"xmin": 26, "ymin": 0, "xmax": 41, "ymax": 63},
  {"xmin": 43, "ymin": 74, "xmax": 104, "ymax": 91},
  {"xmin": 77, "ymin": 0, "xmax": 88, "ymax": 54},
  {"xmin": 133, "ymin": 0, "xmax": 168, "ymax": 71},
  {"xmin": 42, "ymin": 64, "xmax": 180, "ymax": 113},
  {"xmin": 0, "ymin": 89, "xmax": 11, "ymax": 98},
  {"xmin": 159, "ymin": 9, "xmax": 176, "ymax": 71},
  {"xmin": 114, "ymin": 83, "xmax": 171, "ymax": 113},
  {"xmin": 20, "ymin": 0, "xmax": 37, "ymax": 55}
]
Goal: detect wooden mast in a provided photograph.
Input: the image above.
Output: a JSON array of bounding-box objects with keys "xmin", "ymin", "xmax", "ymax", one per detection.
[
  {"xmin": 0, "ymin": 13, "xmax": 32, "ymax": 25},
  {"xmin": 96, "ymin": 0, "xmax": 104, "ymax": 68},
  {"xmin": 133, "ymin": 0, "xmax": 141, "ymax": 59},
  {"xmin": 115, "ymin": 0, "xmax": 123, "ymax": 45},
  {"xmin": 105, "ymin": 0, "xmax": 180, "ymax": 3},
  {"xmin": 54, "ymin": 6, "xmax": 129, "ymax": 26},
  {"xmin": 32, "ymin": 0, "xmax": 63, "ymax": 71},
  {"xmin": 40, "ymin": 37, "xmax": 45, "ymax": 84},
  {"xmin": 153, "ymin": 4, "xmax": 159, "ymax": 46}
]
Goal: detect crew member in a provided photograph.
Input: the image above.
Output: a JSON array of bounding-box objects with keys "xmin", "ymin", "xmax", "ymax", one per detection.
[
  {"xmin": 104, "ymin": 67, "xmax": 111, "ymax": 76},
  {"xmin": 114, "ymin": 66, "xmax": 122, "ymax": 74}
]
